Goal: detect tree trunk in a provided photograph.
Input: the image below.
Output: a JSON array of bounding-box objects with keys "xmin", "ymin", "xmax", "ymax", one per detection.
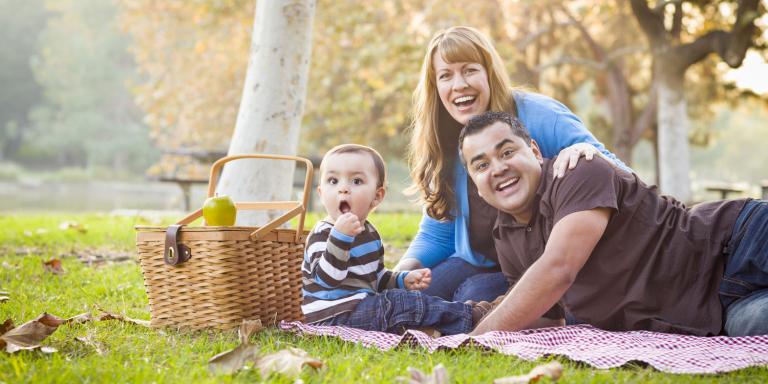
[
  {"xmin": 217, "ymin": 0, "xmax": 316, "ymax": 226},
  {"xmin": 606, "ymin": 70, "xmax": 634, "ymax": 166},
  {"xmin": 655, "ymin": 76, "xmax": 691, "ymax": 202}
]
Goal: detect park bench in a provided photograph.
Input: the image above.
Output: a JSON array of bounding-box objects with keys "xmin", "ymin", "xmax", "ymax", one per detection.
[
  {"xmin": 152, "ymin": 149, "xmax": 227, "ymax": 211},
  {"xmin": 150, "ymin": 149, "xmax": 320, "ymax": 211},
  {"xmin": 762, "ymin": 180, "xmax": 768, "ymax": 200},
  {"xmin": 704, "ymin": 182, "xmax": 746, "ymax": 200}
]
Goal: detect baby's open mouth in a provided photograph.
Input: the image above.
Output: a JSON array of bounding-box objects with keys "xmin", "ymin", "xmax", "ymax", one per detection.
[{"xmin": 339, "ymin": 201, "xmax": 351, "ymax": 214}]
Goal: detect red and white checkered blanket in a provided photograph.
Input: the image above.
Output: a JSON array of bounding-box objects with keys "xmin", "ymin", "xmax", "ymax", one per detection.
[{"xmin": 279, "ymin": 322, "xmax": 768, "ymax": 374}]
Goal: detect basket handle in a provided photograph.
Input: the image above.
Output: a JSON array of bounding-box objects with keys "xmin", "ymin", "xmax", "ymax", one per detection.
[{"xmin": 176, "ymin": 154, "xmax": 314, "ymax": 243}]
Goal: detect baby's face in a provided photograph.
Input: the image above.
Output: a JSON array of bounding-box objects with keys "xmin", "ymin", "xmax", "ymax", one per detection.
[{"xmin": 318, "ymin": 152, "xmax": 383, "ymax": 221}]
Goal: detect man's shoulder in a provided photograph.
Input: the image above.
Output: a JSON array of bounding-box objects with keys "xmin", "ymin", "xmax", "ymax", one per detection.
[
  {"xmin": 552, "ymin": 155, "xmax": 620, "ymax": 187},
  {"xmin": 544, "ymin": 156, "xmax": 622, "ymax": 222}
]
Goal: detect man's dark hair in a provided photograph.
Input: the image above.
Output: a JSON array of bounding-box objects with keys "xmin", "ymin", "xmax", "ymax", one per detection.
[{"xmin": 458, "ymin": 111, "xmax": 532, "ymax": 164}]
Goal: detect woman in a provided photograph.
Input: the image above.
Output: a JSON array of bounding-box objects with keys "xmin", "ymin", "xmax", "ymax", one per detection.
[{"xmin": 394, "ymin": 26, "xmax": 628, "ymax": 303}]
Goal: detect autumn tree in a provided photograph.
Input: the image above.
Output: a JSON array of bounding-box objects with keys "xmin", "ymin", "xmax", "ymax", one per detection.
[
  {"xmin": 630, "ymin": 0, "xmax": 765, "ymax": 201},
  {"xmin": 120, "ymin": 0, "xmax": 767, "ymax": 206},
  {"xmin": 28, "ymin": 0, "xmax": 153, "ymax": 173},
  {"xmin": 494, "ymin": 0, "xmax": 656, "ymax": 166},
  {"xmin": 216, "ymin": 0, "xmax": 316, "ymax": 225},
  {"xmin": 0, "ymin": 0, "xmax": 47, "ymax": 161},
  {"xmin": 119, "ymin": 0, "xmax": 252, "ymax": 180}
]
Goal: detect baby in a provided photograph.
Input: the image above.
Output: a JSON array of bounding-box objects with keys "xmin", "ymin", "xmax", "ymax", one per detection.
[{"xmin": 301, "ymin": 144, "xmax": 490, "ymax": 335}]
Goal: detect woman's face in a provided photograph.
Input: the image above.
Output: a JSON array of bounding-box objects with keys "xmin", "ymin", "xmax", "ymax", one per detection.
[{"xmin": 433, "ymin": 52, "xmax": 491, "ymax": 125}]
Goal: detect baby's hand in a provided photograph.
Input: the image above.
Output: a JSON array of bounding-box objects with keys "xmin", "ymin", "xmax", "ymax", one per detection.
[
  {"xmin": 404, "ymin": 268, "xmax": 431, "ymax": 290},
  {"xmin": 333, "ymin": 212, "xmax": 364, "ymax": 237}
]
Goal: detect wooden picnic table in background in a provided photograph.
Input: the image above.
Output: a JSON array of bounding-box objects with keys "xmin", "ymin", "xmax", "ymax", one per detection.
[
  {"xmin": 762, "ymin": 180, "xmax": 768, "ymax": 200},
  {"xmin": 154, "ymin": 149, "xmax": 320, "ymax": 212},
  {"xmin": 705, "ymin": 183, "xmax": 746, "ymax": 200}
]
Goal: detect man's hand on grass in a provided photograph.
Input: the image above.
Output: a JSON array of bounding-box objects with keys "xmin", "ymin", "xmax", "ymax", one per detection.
[{"xmin": 404, "ymin": 268, "xmax": 431, "ymax": 290}]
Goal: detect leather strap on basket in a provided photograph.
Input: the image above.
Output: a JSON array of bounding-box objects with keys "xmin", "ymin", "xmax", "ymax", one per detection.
[{"xmin": 164, "ymin": 224, "xmax": 191, "ymax": 266}]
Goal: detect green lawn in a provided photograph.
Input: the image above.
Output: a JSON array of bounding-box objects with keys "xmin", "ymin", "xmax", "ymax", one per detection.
[{"xmin": 1, "ymin": 212, "xmax": 766, "ymax": 383}]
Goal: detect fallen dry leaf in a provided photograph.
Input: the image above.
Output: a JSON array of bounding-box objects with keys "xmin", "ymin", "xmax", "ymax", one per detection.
[
  {"xmin": 209, "ymin": 343, "xmax": 260, "ymax": 374},
  {"xmin": 0, "ymin": 313, "xmax": 66, "ymax": 353},
  {"xmin": 208, "ymin": 320, "xmax": 263, "ymax": 374},
  {"xmin": 59, "ymin": 221, "xmax": 87, "ymax": 233},
  {"xmin": 96, "ymin": 308, "xmax": 150, "ymax": 327},
  {"xmin": 396, "ymin": 364, "xmax": 449, "ymax": 384},
  {"xmin": 75, "ymin": 335, "xmax": 104, "ymax": 355},
  {"xmin": 254, "ymin": 347, "xmax": 323, "ymax": 378},
  {"xmin": 238, "ymin": 319, "xmax": 263, "ymax": 344},
  {"xmin": 75, "ymin": 248, "xmax": 133, "ymax": 266},
  {"xmin": 66, "ymin": 312, "xmax": 95, "ymax": 324},
  {"xmin": 0, "ymin": 311, "xmax": 127, "ymax": 354},
  {"xmin": 0, "ymin": 319, "xmax": 14, "ymax": 335},
  {"xmin": 42, "ymin": 259, "xmax": 65, "ymax": 275},
  {"xmin": 2, "ymin": 262, "xmax": 19, "ymax": 270},
  {"xmin": 493, "ymin": 362, "xmax": 564, "ymax": 384}
]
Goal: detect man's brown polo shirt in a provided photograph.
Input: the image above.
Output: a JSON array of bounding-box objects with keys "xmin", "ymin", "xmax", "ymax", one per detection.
[{"xmin": 493, "ymin": 157, "xmax": 747, "ymax": 335}]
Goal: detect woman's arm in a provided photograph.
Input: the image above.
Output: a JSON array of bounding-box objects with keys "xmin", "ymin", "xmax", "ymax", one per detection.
[
  {"xmin": 394, "ymin": 213, "xmax": 455, "ymax": 271},
  {"xmin": 545, "ymin": 108, "xmax": 632, "ymax": 166},
  {"xmin": 547, "ymin": 111, "xmax": 630, "ymax": 177},
  {"xmin": 518, "ymin": 93, "xmax": 629, "ymax": 175}
]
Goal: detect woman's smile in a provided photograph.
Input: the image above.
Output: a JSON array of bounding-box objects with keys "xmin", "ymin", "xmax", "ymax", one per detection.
[{"xmin": 433, "ymin": 53, "xmax": 491, "ymax": 125}]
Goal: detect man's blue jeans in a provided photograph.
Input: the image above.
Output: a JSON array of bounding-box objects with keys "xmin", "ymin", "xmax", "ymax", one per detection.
[
  {"xmin": 316, "ymin": 289, "xmax": 473, "ymax": 335},
  {"xmin": 720, "ymin": 199, "xmax": 768, "ymax": 336},
  {"xmin": 421, "ymin": 257, "xmax": 509, "ymax": 302}
]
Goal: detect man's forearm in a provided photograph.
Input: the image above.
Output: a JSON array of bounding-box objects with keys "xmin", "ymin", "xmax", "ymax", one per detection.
[
  {"xmin": 470, "ymin": 257, "xmax": 573, "ymax": 334},
  {"xmin": 470, "ymin": 209, "xmax": 609, "ymax": 335}
]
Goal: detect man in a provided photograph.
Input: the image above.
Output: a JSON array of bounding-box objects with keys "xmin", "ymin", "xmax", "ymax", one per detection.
[{"xmin": 459, "ymin": 111, "xmax": 768, "ymax": 336}]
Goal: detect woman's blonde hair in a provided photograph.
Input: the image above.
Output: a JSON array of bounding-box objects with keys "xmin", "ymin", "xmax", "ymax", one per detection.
[{"xmin": 406, "ymin": 26, "xmax": 516, "ymax": 221}]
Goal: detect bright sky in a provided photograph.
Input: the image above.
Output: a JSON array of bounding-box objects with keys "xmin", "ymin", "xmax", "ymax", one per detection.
[{"xmin": 725, "ymin": 51, "xmax": 768, "ymax": 95}]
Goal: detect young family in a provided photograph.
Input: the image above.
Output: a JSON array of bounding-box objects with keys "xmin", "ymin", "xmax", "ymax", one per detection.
[{"xmin": 301, "ymin": 26, "xmax": 768, "ymax": 336}]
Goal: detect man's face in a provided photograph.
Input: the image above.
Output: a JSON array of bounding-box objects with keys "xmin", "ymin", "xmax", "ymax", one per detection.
[{"xmin": 461, "ymin": 121, "xmax": 543, "ymax": 224}]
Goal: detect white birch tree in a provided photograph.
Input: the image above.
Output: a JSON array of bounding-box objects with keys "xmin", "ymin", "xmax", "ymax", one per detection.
[
  {"xmin": 630, "ymin": 0, "xmax": 763, "ymax": 202},
  {"xmin": 217, "ymin": 0, "xmax": 316, "ymax": 225}
]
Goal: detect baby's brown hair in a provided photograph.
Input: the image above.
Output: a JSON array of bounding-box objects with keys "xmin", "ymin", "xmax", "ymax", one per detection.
[{"xmin": 321, "ymin": 144, "xmax": 387, "ymax": 188}]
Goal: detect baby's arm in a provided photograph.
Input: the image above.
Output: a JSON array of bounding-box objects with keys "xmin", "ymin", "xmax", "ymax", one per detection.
[{"xmin": 305, "ymin": 223, "xmax": 355, "ymax": 287}]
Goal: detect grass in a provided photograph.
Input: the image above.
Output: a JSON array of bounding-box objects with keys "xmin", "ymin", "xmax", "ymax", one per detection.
[{"xmin": 1, "ymin": 212, "xmax": 767, "ymax": 383}]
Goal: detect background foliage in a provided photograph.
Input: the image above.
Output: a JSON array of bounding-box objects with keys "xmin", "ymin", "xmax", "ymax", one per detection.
[{"xmin": 0, "ymin": 0, "xmax": 767, "ymax": 188}]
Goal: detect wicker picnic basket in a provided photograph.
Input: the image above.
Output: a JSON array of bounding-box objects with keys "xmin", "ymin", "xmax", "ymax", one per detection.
[{"xmin": 135, "ymin": 154, "xmax": 312, "ymax": 330}]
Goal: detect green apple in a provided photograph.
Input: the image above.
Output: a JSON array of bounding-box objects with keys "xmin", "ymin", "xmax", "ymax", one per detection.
[{"xmin": 202, "ymin": 194, "xmax": 237, "ymax": 226}]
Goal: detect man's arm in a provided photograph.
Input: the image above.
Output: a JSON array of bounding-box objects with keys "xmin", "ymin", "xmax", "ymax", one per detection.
[
  {"xmin": 470, "ymin": 208, "xmax": 610, "ymax": 335},
  {"xmin": 486, "ymin": 294, "xmax": 565, "ymax": 329}
]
